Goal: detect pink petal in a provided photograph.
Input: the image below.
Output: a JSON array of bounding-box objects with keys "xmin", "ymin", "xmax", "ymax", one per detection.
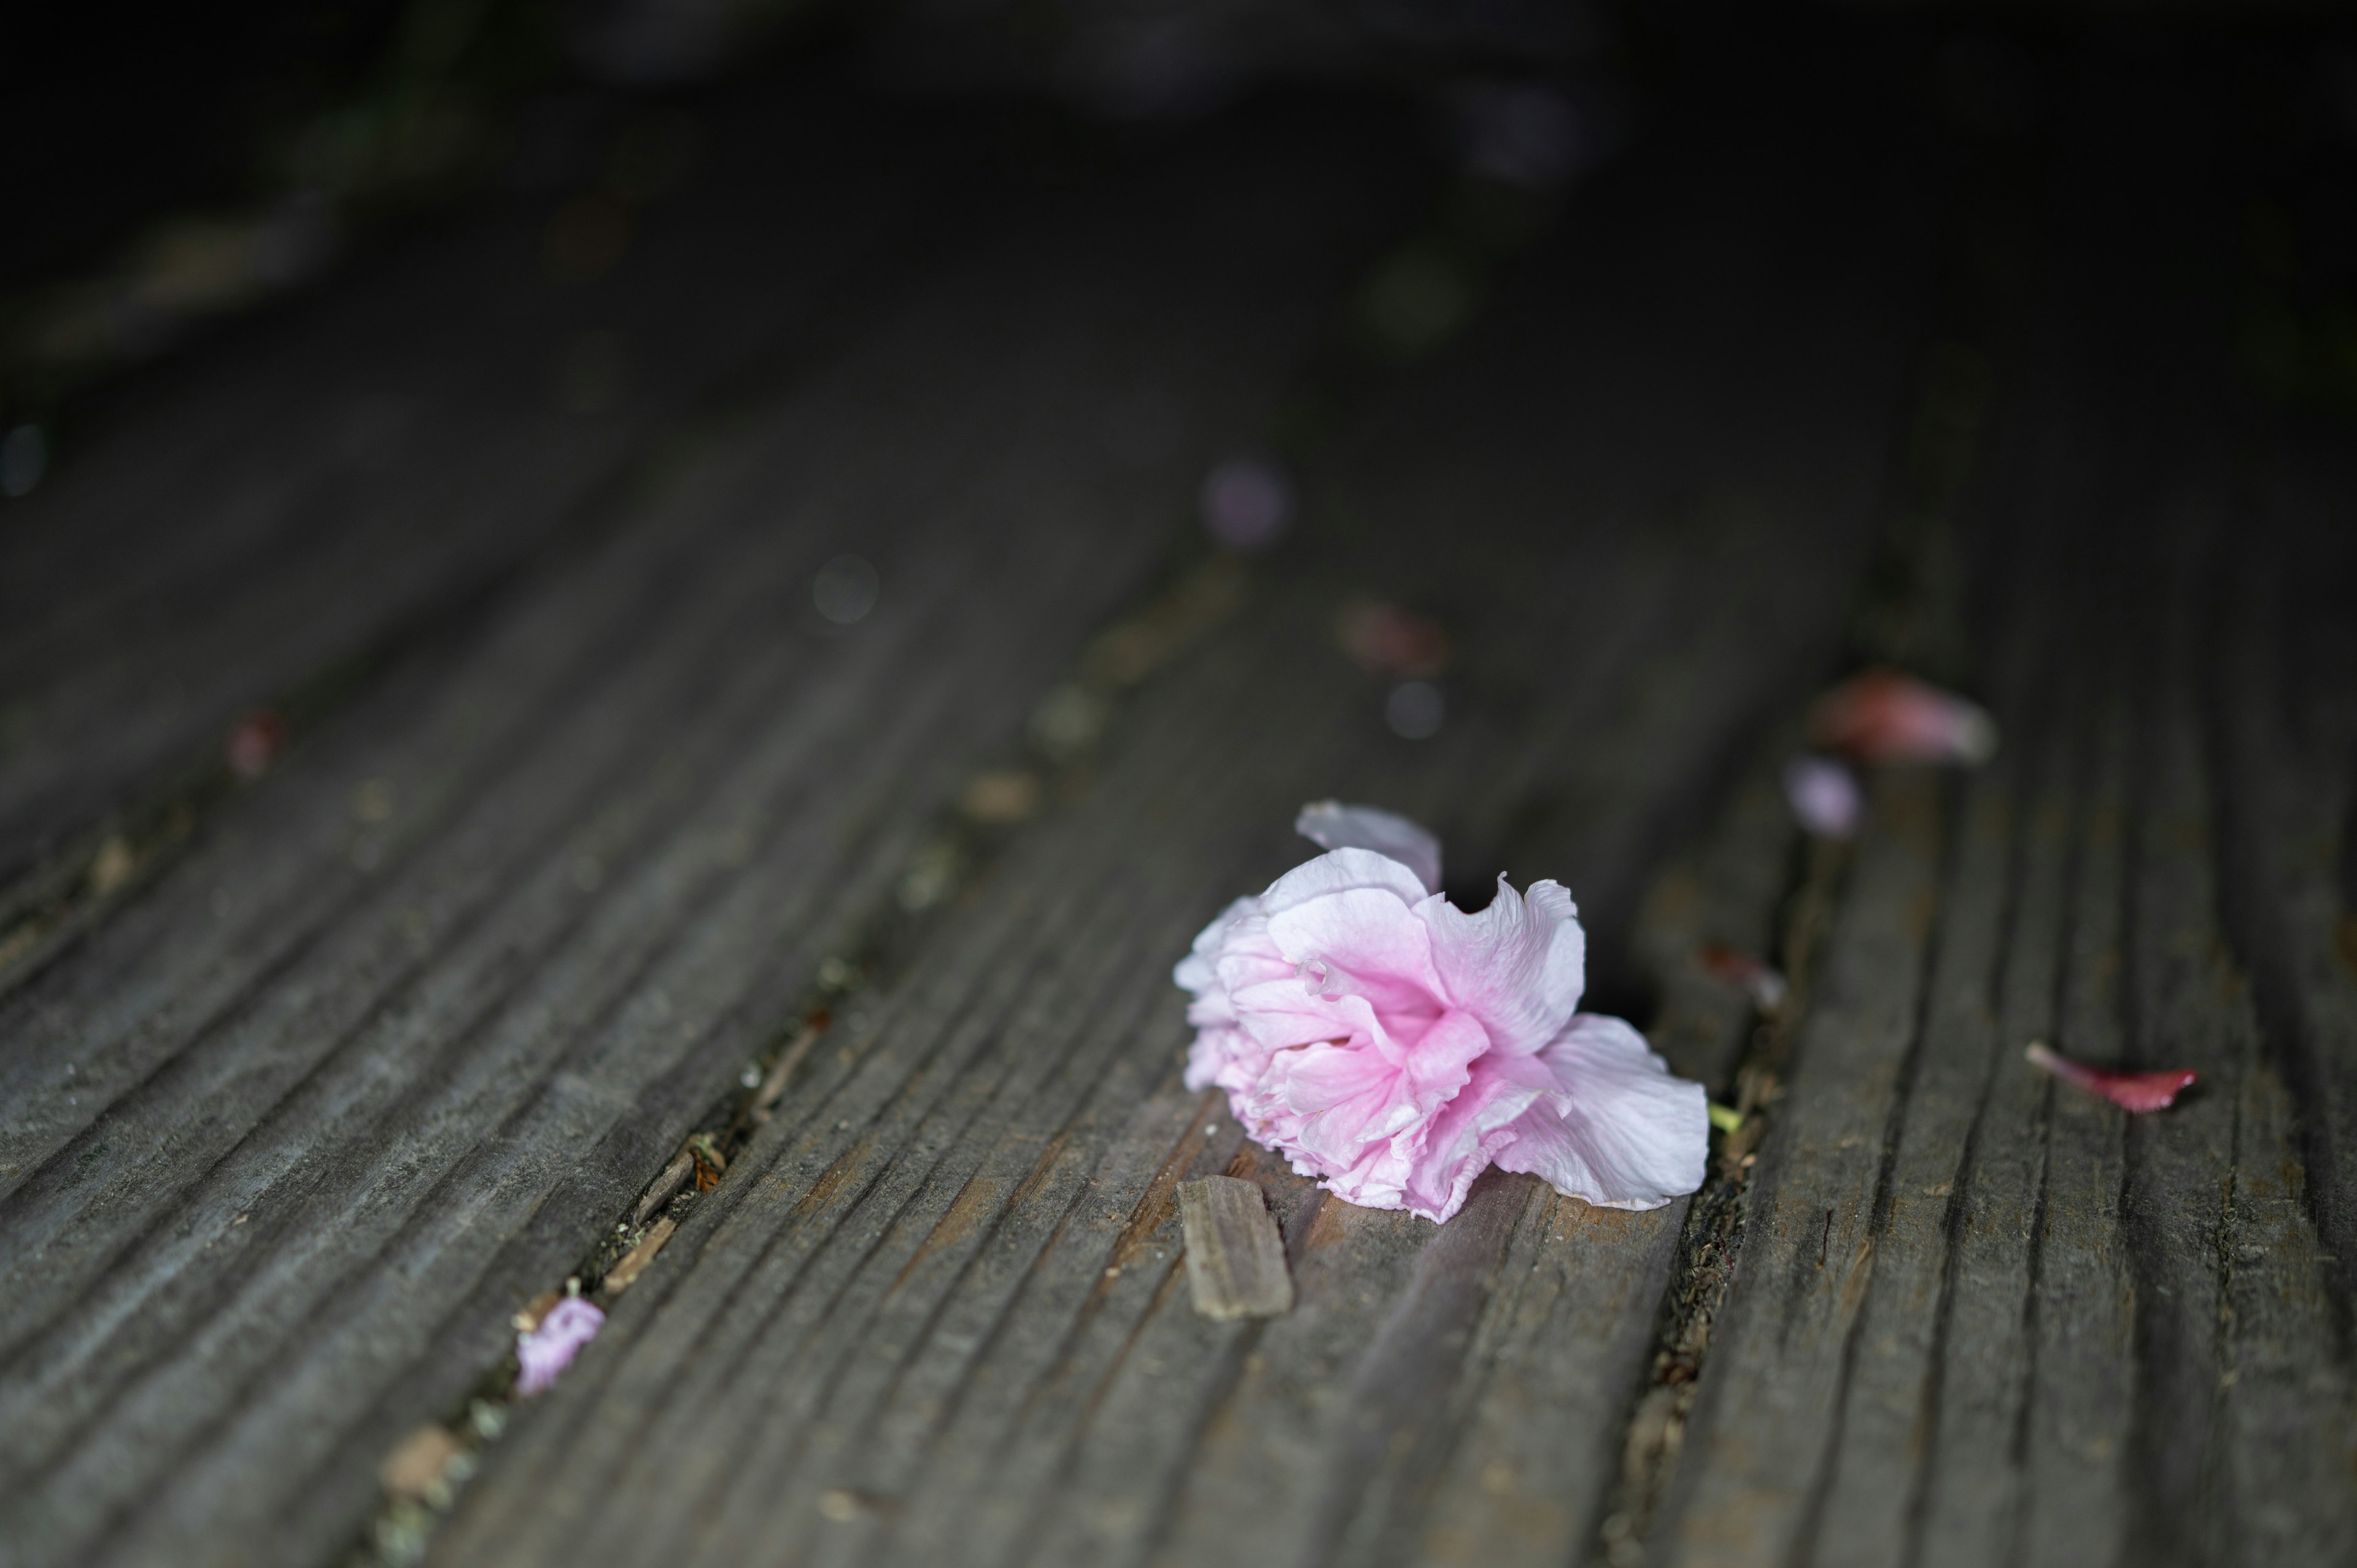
[
  {"xmin": 1695, "ymin": 943, "xmax": 1788, "ymax": 1011},
  {"xmin": 1266, "ymin": 886, "xmax": 1447, "ymax": 1018},
  {"xmin": 1333, "ymin": 603, "xmax": 1452, "ymax": 681},
  {"xmin": 1493, "ymin": 1014, "xmax": 1708, "ymax": 1210},
  {"xmin": 514, "ymin": 1297, "xmax": 605, "ymax": 1396},
  {"xmin": 1399, "ymin": 1051, "xmax": 1555, "ymax": 1222},
  {"xmin": 2024, "ymin": 1042, "xmax": 2195, "ymax": 1113},
  {"xmin": 1290, "ymin": 805, "xmax": 1444, "ymax": 898},
  {"xmin": 1808, "ymin": 670, "xmax": 1998, "ymax": 765},
  {"xmin": 1414, "ymin": 876, "xmax": 1585, "ymax": 1056},
  {"xmin": 1784, "ymin": 755, "xmax": 1864, "ymax": 838}
]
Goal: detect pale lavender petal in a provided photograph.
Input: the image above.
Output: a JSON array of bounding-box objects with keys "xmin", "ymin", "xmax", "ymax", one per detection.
[
  {"xmin": 1415, "ymin": 876, "xmax": 1585, "ymax": 1056},
  {"xmin": 1294, "ymin": 801, "xmax": 1442, "ymax": 894},
  {"xmin": 1261, "ymin": 846, "xmax": 1433, "ymax": 918},
  {"xmin": 1784, "ymin": 755, "xmax": 1864, "ymax": 838},
  {"xmin": 1397, "ymin": 1006, "xmax": 1492, "ymax": 1109},
  {"xmin": 1493, "ymin": 1014, "xmax": 1707, "ymax": 1210},
  {"xmin": 1174, "ymin": 895, "xmax": 1263, "ymax": 998},
  {"xmin": 514, "ymin": 1297, "xmax": 606, "ymax": 1396}
]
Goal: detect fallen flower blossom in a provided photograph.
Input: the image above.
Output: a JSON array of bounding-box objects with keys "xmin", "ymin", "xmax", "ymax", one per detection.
[
  {"xmin": 2024, "ymin": 1041, "xmax": 2196, "ymax": 1112},
  {"xmin": 1175, "ymin": 801, "xmax": 1706, "ymax": 1224},
  {"xmin": 514, "ymin": 1296, "xmax": 604, "ymax": 1396},
  {"xmin": 1808, "ymin": 669, "xmax": 1998, "ymax": 765},
  {"xmin": 1695, "ymin": 943, "xmax": 1789, "ymax": 1012},
  {"xmin": 1784, "ymin": 755, "xmax": 1864, "ymax": 838}
]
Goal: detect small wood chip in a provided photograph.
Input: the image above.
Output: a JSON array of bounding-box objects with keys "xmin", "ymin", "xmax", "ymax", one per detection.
[
  {"xmin": 380, "ymin": 1424, "xmax": 462, "ymax": 1502},
  {"xmin": 603, "ymin": 1216, "xmax": 676, "ymax": 1294},
  {"xmin": 1177, "ymin": 1176, "xmax": 1292, "ymax": 1320},
  {"xmin": 633, "ymin": 1149, "xmax": 697, "ymax": 1227}
]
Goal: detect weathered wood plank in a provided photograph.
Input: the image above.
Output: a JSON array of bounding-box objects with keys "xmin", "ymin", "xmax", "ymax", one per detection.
[
  {"xmin": 0, "ymin": 104, "xmax": 1424, "ymax": 1568},
  {"xmin": 0, "ymin": 78, "xmax": 1016, "ymax": 905},
  {"xmin": 428, "ymin": 89, "xmax": 1936, "ymax": 1568}
]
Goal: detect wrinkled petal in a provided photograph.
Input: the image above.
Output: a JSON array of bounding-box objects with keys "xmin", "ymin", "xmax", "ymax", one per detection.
[
  {"xmin": 1247, "ymin": 1041, "xmax": 1420, "ymax": 1171},
  {"xmin": 1295, "ymin": 800, "xmax": 1443, "ymax": 893},
  {"xmin": 1266, "ymin": 886, "xmax": 1446, "ymax": 1016},
  {"xmin": 1494, "ymin": 1014, "xmax": 1708, "ymax": 1210},
  {"xmin": 1416, "ymin": 876, "xmax": 1585, "ymax": 1056},
  {"xmin": 1399, "ymin": 1050, "xmax": 1554, "ymax": 1222},
  {"xmin": 1808, "ymin": 670, "xmax": 1998, "ymax": 765},
  {"xmin": 2025, "ymin": 1041, "xmax": 2195, "ymax": 1112},
  {"xmin": 515, "ymin": 1297, "xmax": 605, "ymax": 1397},
  {"xmin": 1185, "ymin": 1024, "xmax": 1267, "ymax": 1096},
  {"xmin": 1174, "ymin": 895, "xmax": 1263, "ymax": 998}
]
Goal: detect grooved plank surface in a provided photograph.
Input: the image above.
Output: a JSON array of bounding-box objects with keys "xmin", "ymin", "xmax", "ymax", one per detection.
[
  {"xmin": 3, "ymin": 28, "xmax": 2355, "ymax": 1568},
  {"xmin": 425, "ymin": 69, "xmax": 1935, "ymax": 1568},
  {"xmin": 0, "ymin": 95, "xmax": 1428, "ymax": 1568}
]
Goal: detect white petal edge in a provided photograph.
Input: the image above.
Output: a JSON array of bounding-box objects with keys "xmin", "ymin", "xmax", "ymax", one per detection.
[
  {"xmin": 1295, "ymin": 801, "xmax": 1442, "ymax": 895},
  {"xmin": 1492, "ymin": 1014, "xmax": 1708, "ymax": 1210}
]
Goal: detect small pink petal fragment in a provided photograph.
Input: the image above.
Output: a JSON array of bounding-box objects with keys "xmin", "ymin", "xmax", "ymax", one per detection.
[
  {"xmin": 2024, "ymin": 1041, "xmax": 2196, "ymax": 1113},
  {"xmin": 1808, "ymin": 669, "xmax": 1998, "ymax": 765},
  {"xmin": 226, "ymin": 710, "xmax": 287, "ymax": 781},
  {"xmin": 1336, "ymin": 598, "xmax": 1451, "ymax": 679},
  {"xmin": 1784, "ymin": 755, "xmax": 1864, "ymax": 838},
  {"xmin": 1200, "ymin": 458, "xmax": 1291, "ymax": 553},
  {"xmin": 1696, "ymin": 943, "xmax": 1788, "ymax": 1011},
  {"xmin": 514, "ymin": 1296, "xmax": 604, "ymax": 1396}
]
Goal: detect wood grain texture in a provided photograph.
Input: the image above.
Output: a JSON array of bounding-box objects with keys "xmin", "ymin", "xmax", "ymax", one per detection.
[
  {"xmin": 0, "ymin": 99, "xmax": 1426, "ymax": 1568},
  {"xmin": 425, "ymin": 80, "xmax": 1932, "ymax": 1568},
  {"xmin": 1180, "ymin": 1178, "xmax": 1293, "ymax": 1321}
]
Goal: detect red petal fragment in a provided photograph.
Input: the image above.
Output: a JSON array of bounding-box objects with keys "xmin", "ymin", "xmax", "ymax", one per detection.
[
  {"xmin": 2024, "ymin": 1041, "xmax": 2196, "ymax": 1112},
  {"xmin": 1336, "ymin": 598, "xmax": 1452, "ymax": 679},
  {"xmin": 1808, "ymin": 669, "xmax": 1997, "ymax": 765},
  {"xmin": 226, "ymin": 710, "xmax": 287, "ymax": 781},
  {"xmin": 1695, "ymin": 943, "xmax": 1788, "ymax": 1011}
]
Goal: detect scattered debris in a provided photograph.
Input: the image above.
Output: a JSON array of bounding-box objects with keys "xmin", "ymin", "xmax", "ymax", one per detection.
[
  {"xmin": 1706, "ymin": 1103, "xmax": 1743, "ymax": 1135},
  {"xmin": 513, "ymin": 1289, "xmax": 562, "ymax": 1333},
  {"xmin": 379, "ymin": 1424, "xmax": 464, "ymax": 1505},
  {"xmin": 1336, "ymin": 597, "xmax": 1450, "ymax": 679},
  {"xmin": 226, "ymin": 711, "xmax": 288, "ymax": 780},
  {"xmin": 514, "ymin": 1297, "xmax": 605, "ymax": 1397},
  {"xmin": 1808, "ymin": 668, "xmax": 1997, "ymax": 765},
  {"xmin": 634, "ymin": 1149, "xmax": 698, "ymax": 1226},
  {"xmin": 958, "ymin": 770, "xmax": 1042, "ymax": 824},
  {"xmin": 87, "ymin": 835, "xmax": 137, "ymax": 897},
  {"xmin": 1782, "ymin": 755, "xmax": 1864, "ymax": 838},
  {"xmin": 1694, "ymin": 943, "xmax": 1788, "ymax": 1012},
  {"xmin": 2024, "ymin": 1041, "xmax": 2196, "ymax": 1112},
  {"xmin": 687, "ymin": 1132, "xmax": 727, "ymax": 1191},
  {"xmin": 1177, "ymin": 1176, "xmax": 1293, "ymax": 1320},
  {"xmin": 603, "ymin": 1216, "xmax": 676, "ymax": 1294},
  {"xmin": 748, "ymin": 1016, "xmax": 828, "ymax": 1124}
]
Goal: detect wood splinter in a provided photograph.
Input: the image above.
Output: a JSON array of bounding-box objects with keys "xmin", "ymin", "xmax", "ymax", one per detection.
[{"xmin": 1177, "ymin": 1176, "xmax": 1293, "ymax": 1321}]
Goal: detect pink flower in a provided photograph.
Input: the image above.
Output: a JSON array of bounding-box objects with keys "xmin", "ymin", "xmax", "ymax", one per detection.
[
  {"xmin": 514, "ymin": 1297, "xmax": 605, "ymax": 1396},
  {"xmin": 1176, "ymin": 803, "xmax": 1708, "ymax": 1223},
  {"xmin": 1784, "ymin": 755, "xmax": 1864, "ymax": 838}
]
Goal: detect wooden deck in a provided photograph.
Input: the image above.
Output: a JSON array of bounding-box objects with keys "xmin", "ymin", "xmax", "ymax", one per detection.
[{"xmin": 2, "ymin": 26, "xmax": 2353, "ymax": 1568}]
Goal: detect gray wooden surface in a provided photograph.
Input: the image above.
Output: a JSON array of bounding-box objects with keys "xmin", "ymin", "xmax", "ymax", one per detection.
[{"xmin": 2, "ymin": 32, "xmax": 2353, "ymax": 1568}]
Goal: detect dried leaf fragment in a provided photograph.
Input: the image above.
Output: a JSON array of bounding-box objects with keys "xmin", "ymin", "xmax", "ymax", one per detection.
[
  {"xmin": 2025, "ymin": 1041, "xmax": 2195, "ymax": 1112},
  {"xmin": 1695, "ymin": 943, "xmax": 1787, "ymax": 1012},
  {"xmin": 1178, "ymin": 1176, "xmax": 1292, "ymax": 1320}
]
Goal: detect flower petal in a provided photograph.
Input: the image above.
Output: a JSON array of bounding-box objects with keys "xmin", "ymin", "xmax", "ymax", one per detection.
[
  {"xmin": 1262, "ymin": 845, "xmax": 1433, "ymax": 916},
  {"xmin": 2024, "ymin": 1041, "xmax": 2195, "ymax": 1113},
  {"xmin": 1293, "ymin": 803, "xmax": 1442, "ymax": 895},
  {"xmin": 1415, "ymin": 876, "xmax": 1585, "ymax": 1056},
  {"xmin": 1265, "ymin": 885, "xmax": 1446, "ymax": 1016},
  {"xmin": 1399, "ymin": 1049, "xmax": 1554, "ymax": 1222},
  {"xmin": 1493, "ymin": 1014, "xmax": 1708, "ymax": 1210},
  {"xmin": 1808, "ymin": 670, "xmax": 1999, "ymax": 765}
]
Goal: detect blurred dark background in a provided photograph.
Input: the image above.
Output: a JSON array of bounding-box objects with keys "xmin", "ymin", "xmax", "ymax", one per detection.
[{"xmin": 7, "ymin": 0, "xmax": 2355, "ymax": 470}]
